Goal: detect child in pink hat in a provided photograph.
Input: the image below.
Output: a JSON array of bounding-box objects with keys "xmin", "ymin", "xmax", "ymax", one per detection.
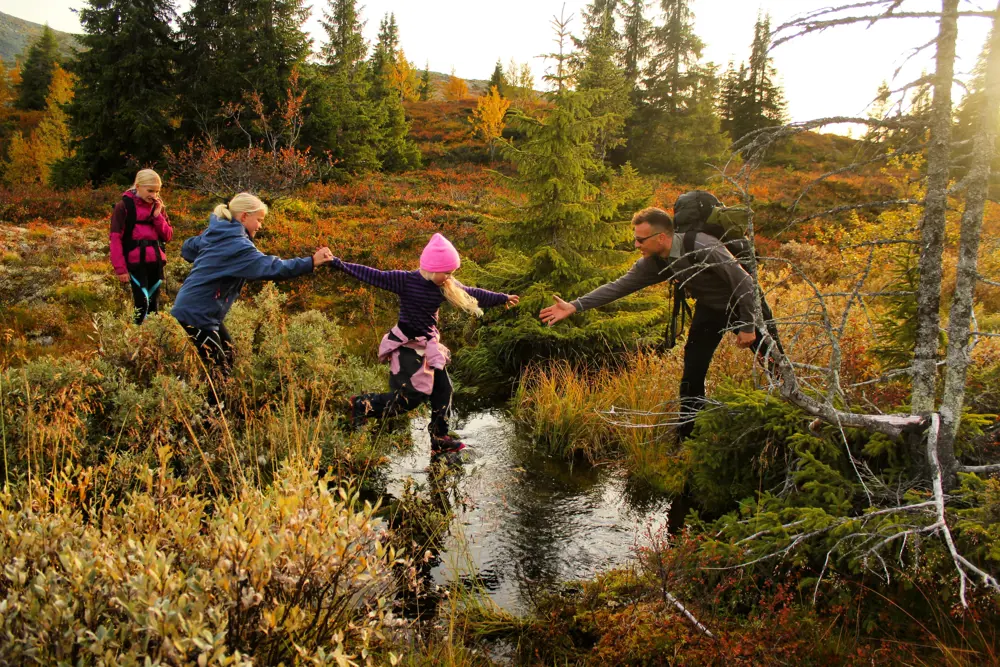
[{"xmin": 330, "ymin": 233, "xmax": 519, "ymax": 455}]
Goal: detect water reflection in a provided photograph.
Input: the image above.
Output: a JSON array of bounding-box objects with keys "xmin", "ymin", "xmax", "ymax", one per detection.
[{"xmin": 387, "ymin": 411, "xmax": 671, "ymax": 613}]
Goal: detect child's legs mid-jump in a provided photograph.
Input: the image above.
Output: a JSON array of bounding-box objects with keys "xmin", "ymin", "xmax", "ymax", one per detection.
[
  {"xmin": 355, "ymin": 347, "xmax": 455, "ymax": 443},
  {"xmin": 427, "ymin": 364, "xmax": 453, "ymax": 440}
]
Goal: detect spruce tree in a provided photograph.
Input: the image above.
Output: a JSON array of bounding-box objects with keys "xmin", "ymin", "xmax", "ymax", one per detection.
[
  {"xmin": 862, "ymin": 80, "xmax": 895, "ymax": 145},
  {"xmin": 418, "ymin": 61, "xmax": 432, "ymax": 100},
  {"xmin": 619, "ymin": 0, "xmax": 651, "ymax": 94},
  {"xmin": 176, "ymin": 0, "xmax": 237, "ymax": 139},
  {"xmin": 70, "ymin": 0, "xmax": 179, "ymax": 182},
  {"xmin": 227, "ymin": 0, "xmax": 310, "ymax": 109},
  {"xmin": 305, "ymin": 0, "xmax": 382, "ymax": 174},
  {"xmin": 488, "ymin": 59, "xmax": 506, "ymax": 97},
  {"xmin": 467, "ymin": 14, "xmax": 662, "ymax": 373},
  {"xmin": 743, "ymin": 13, "xmax": 787, "ymax": 132},
  {"xmin": 367, "ymin": 13, "xmax": 398, "ymax": 98},
  {"xmin": 15, "ymin": 25, "xmax": 61, "ymax": 111},
  {"xmin": 177, "ymin": 0, "xmax": 310, "ymax": 144},
  {"xmin": 576, "ymin": 1, "xmax": 632, "ymax": 162},
  {"xmin": 718, "ymin": 61, "xmax": 742, "ymax": 132},
  {"xmin": 367, "ymin": 13, "xmax": 419, "ymax": 171},
  {"xmin": 628, "ymin": 0, "xmax": 727, "ymax": 179},
  {"xmin": 722, "ymin": 13, "xmax": 787, "ymax": 143}
]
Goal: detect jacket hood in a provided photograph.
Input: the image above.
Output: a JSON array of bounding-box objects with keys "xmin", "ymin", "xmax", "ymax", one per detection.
[{"xmin": 204, "ymin": 214, "xmax": 249, "ymax": 242}]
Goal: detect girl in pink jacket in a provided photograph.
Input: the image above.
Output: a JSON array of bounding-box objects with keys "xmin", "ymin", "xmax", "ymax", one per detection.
[{"xmin": 109, "ymin": 169, "xmax": 173, "ymax": 324}]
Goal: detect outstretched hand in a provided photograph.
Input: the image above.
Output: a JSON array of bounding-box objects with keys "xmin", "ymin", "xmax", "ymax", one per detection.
[
  {"xmin": 539, "ymin": 295, "xmax": 576, "ymax": 326},
  {"xmin": 312, "ymin": 247, "xmax": 335, "ymax": 267},
  {"xmin": 506, "ymin": 294, "xmax": 520, "ymax": 309},
  {"xmin": 735, "ymin": 330, "xmax": 756, "ymax": 349}
]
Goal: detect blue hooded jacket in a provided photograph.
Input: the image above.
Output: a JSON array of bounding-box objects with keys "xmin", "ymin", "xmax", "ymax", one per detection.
[{"xmin": 171, "ymin": 214, "xmax": 314, "ymax": 330}]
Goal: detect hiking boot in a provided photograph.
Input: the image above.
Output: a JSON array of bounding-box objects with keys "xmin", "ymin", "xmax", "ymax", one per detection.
[
  {"xmin": 430, "ymin": 435, "xmax": 466, "ymax": 454},
  {"xmin": 347, "ymin": 395, "xmax": 368, "ymax": 430}
]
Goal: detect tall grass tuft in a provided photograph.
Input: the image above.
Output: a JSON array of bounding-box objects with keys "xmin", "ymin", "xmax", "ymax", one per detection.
[{"xmin": 513, "ymin": 352, "xmax": 688, "ymax": 492}]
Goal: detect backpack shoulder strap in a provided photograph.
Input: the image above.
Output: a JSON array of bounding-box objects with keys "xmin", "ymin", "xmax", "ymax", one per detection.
[
  {"xmin": 683, "ymin": 229, "xmax": 699, "ymax": 257},
  {"xmin": 122, "ymin": 194, "xmax": 136, "ymax": 221},
  {"xmin": 121, "ymin": 195, "xmax": 137, "ymax": 251}
]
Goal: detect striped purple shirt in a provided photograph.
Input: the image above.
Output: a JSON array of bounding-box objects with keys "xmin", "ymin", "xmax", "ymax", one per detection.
[{"xmin": 331, "ymin": 258, "xmax": 509, "ymax": 338}]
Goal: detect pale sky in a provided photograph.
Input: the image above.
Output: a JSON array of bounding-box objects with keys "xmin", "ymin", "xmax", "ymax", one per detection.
[{"xmin": 1, "ymin": 0, "xmax": 993, "ymax": 129}]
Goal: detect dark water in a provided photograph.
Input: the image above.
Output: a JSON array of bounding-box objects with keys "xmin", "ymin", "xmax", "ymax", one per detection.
[{"xmin": 387, "ymin": 410, "xmax": 672, "ymax": 614}]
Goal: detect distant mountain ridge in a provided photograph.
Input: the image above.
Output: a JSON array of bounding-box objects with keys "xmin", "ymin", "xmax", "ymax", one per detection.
[{"xmin": 0, "ymin": 11, "xmax": 81, "ymax": 64}]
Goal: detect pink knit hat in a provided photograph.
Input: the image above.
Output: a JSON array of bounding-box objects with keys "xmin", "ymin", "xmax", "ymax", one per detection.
[{"xmin": 419, "ymin": 233, "xmax": 461, "ymax": 273}]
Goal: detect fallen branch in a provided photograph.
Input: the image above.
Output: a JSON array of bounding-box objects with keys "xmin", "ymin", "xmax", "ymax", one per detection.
[{"xmin": 926, "ymin": 413, "xmax": 1000, "ymax": 607}]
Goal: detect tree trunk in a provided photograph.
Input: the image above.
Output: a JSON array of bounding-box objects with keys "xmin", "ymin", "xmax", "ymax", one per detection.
[
  {"xmin": 910, "ymin": 0, "xmax": 959, "ymax": 465},
  {"xmin": 936, "ymin": 9, "xmax": 1000, "ymax": 488}
]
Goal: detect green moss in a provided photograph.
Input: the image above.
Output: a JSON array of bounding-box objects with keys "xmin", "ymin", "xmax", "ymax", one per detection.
[{"xmin": 53, "ymin": 283, "xmax": 105, "ymax": 310}]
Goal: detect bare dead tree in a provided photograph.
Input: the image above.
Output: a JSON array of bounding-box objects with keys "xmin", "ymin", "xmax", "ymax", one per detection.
[
  {"xmin": 596, "ymin": 0, "xmax": 1000, "ymax": 609},
  {"xmin": 938, "ymin": 15, "xmax": 1000, "ymax": 478},
  {"xmin": 911, "ymin": 0, "xmax": 959, "ymax": 426}
]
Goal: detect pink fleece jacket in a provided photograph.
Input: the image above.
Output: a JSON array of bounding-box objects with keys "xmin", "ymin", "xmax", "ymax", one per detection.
[
  {"xmin": 109, "ymin": 190, "xmax": 173, "ymax": 275},
  {"xmin": 377, "ymin": 325, "xmax": 450, "ymax": 395}
]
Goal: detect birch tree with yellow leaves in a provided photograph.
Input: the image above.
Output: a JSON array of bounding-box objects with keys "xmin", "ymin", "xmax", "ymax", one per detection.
[
  {"xmin": 470, "ymin": 85, "xmax": 510, "ymax": 160},
  {"xmin": 2, "ymin": 65, "xmax": 74, "ymax": 186},
  {"xmin": 389, "ymin": 49, "xmax": 421, "ymax": 102},
  {"xmin": 444, "ymin": 68, "xmax": 469, "ymax": 100}
]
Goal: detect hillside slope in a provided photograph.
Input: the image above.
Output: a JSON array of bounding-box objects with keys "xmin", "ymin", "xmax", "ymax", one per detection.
[{"xmin": 0, "ymin": 10, "xmax": 80, "ymax": 64}]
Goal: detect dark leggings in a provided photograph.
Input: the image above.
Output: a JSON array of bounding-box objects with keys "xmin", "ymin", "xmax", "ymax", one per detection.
[
  {"xmin": 180, "ymin": 321, "xmax": 234, "ymax": 374},
  {"xmin": 355, "ymin": 347, "xmax": 454, "ymax": 439},
  {"xmin": 127, "ymin": 262, "xmax": 163, "ymax": 325},
  {"xmin": 676, "ymin": 300, "xmax": 778, "ymax": 440}
]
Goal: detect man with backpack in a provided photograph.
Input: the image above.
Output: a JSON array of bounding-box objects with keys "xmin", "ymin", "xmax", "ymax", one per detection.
[{"xmin": 539, "ymin": 192, "xmax": 778, "ymax": 440}]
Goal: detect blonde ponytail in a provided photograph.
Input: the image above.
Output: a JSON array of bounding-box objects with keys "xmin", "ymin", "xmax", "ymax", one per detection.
[
  {"xmin": 419, "ymin": 269, "xmax": 483, "ymax": 317},
  {"xmin": 213, "ymin": 203, "xmax": 232, "ymax": 220},
  {"xmin": 133, "ymin": 168, "xmax": 161, "ymax": 189},
  {"xmin": 213, "ymin": 192, "xmax": 268, "ymax": 222}
]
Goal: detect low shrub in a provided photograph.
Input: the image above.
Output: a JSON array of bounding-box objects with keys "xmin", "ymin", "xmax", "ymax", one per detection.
[{"xmin": 0, "ymin": 456, "xmax": 403, "ymax": 665}]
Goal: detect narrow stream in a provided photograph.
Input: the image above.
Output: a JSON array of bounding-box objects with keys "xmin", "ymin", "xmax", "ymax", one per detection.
[{"xmin": 386, "ymin": 410, "xmax": 673, "ymax": 614}]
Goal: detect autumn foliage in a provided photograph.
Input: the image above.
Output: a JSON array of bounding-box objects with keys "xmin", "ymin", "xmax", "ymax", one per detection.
[
  {"xmin": 469, "ymin": 86, "xmax": 510, "ymax": 160},
  {"xmin": 443, "ymin": 69, "xmax": 469, "ymax": 101},
  {"xmin": 1, "ymin": 65, "xmax": 73, "ymax": 186},
  {"xmin": 165, "ymin": 71, "xmax": 330, "ymax": 199}
]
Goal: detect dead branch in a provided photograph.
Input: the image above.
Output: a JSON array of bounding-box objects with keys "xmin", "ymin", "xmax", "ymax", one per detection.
[
  {"xmin": 926, "ymin": 414, "xmax": 1000, "ymax": 606},
  {"xmin": 958, "ymin": 463, "xmax": 1000, "ymax": 474}
]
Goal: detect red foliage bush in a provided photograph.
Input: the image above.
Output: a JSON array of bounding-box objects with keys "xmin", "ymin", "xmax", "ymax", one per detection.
[{"xmin": 0, "ymin": 184, "xmax": 118, "ymax": 224}]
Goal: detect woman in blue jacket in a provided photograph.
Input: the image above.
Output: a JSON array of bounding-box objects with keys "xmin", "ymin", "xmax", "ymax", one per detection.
[{"xmin": 171, "ymin": 192, "xmax": 334, "ymax": 376}]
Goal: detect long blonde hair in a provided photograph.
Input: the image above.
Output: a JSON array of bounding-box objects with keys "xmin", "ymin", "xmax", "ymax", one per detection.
[
  {"xmin": 420, "ymin": 269, "xmax": 483, "ymax": 317},
  {"xmin": 214, "ymin": 192, "xmax": 268, "ymax": 221},
  {"xmin": 133, "ymin": 169, "xmax": 161, "ymax": 188}
]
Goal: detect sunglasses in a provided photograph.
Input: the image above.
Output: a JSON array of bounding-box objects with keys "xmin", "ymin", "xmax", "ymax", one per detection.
[{"xmin": 634, "ymin": 231, "xmax": 662, "ymax": 244}]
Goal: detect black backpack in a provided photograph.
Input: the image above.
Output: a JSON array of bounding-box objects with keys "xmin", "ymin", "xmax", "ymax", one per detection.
[
  {"xmin": 673, "ymin": 190, "xmax": 754, "ymax": 265},
  {"xmin": 660, "ymin": 191, "xmax": 761, "ymax": 350}
]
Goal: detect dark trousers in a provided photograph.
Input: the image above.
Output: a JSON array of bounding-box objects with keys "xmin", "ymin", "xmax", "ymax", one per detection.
[
  {"xmin": 356, "ymin": 347, "xmax": 454, "ymax": 439},
  {"xmin": 127, "ymin": 262, "xmax": 163, "ymax": 325},
  {"xmin": 676, "ymin": 299, "xmax": 778, "ymax": 440},
  {"xmin": 180, "ymin": 321, "xmax": 235, "ymax": 389}
]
